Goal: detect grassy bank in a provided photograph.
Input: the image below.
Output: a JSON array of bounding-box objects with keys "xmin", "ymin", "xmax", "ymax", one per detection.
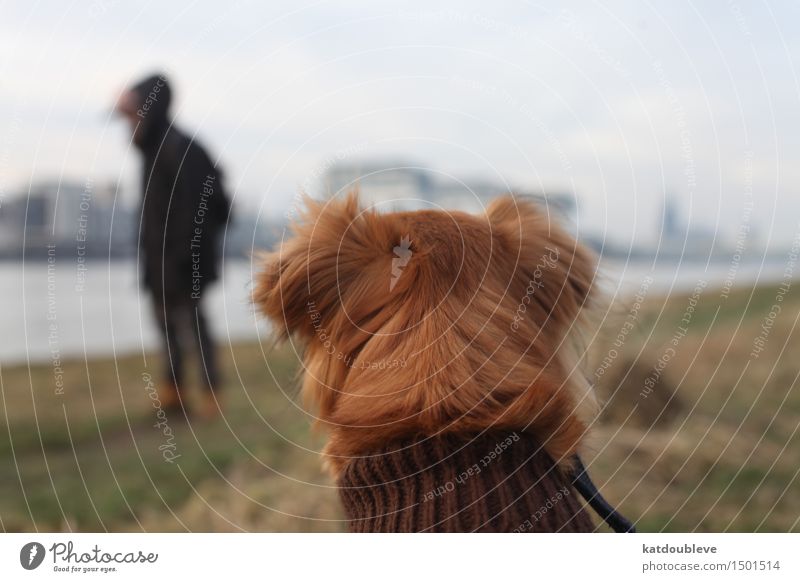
[
  {"xmin": 590, "ymin": 279, "xmax": 800, "ymax": 532},
  {"xmin": 1, "ymin": 280, "xmax": 798, "ymax": 532},
  {"xmin": 0, "ymin": 342, "xmax": 343, "ymax": 532}
]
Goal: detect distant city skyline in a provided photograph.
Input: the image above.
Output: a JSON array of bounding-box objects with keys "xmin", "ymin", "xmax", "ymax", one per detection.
[
  {"xmin": 1, "ymin": 1, "xmax": 799, "ymax": 249},
  {"xmin": 0, "ymin": 165, "xmax": 775, "ymax": 266},
  {"xmin": 0, "ymin": 180, "xmax": 276, "ymax": 259}
]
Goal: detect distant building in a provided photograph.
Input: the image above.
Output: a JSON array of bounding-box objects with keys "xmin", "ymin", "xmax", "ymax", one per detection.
[
  {"xmin": 323, "ymin": 161, "xmax": 577, "ymax": 225},
  {"xmin": 658, "ymin": 193, "xmax": 719, "ymax": 259},
  {"xmin": 0, "ymin": 180, "xmax": 135, "ymax": 258},
  {"xmin": 324, "ymin": 162, "xmax": 435, "ymax": 211},
  {"xmin": 661, "ymin": 194, "xmax": 682, "ymax": 240},
  {"xmin": 0, "ymin": 180, "xmax": 277, "ymax": 260}
]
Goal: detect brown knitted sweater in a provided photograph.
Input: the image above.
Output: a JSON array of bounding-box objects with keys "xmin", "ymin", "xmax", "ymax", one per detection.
[{"xmin": 337, "ymin": 432, "xmax": 594, "ymax": 532}]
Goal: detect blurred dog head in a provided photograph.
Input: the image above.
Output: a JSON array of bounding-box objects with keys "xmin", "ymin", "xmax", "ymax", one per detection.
[{"xmin": 256, "ymin": 193, "xmax": 598, "ymax": 475}]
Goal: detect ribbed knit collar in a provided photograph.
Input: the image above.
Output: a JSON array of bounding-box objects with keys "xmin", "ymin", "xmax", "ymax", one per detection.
[{"xmin": 337, "ymin": 432, "xmax": 594, "ymax": 532}]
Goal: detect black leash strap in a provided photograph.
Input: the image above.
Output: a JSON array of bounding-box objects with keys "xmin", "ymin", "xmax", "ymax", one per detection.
[{"xmin": 571, "ymin": 456, "xmax": 636, "ymax": 533}]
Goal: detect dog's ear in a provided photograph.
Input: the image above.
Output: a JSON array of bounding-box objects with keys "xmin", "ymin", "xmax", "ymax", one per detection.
[
  {"xmin": 254, "ymin": 192, "xmax": 406, "ymax": 341},
  {"xmin": 486, "ymin": 195, "xmax": 596, "ymax": 332}
]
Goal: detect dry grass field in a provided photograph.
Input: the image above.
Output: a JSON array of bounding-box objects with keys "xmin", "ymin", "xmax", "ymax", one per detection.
[{"xmin": 1, "ymin": 280, "xmax": 798, "ymax": 532}]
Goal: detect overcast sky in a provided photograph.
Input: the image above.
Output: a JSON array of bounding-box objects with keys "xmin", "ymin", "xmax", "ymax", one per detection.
[{"xmin": 1, "ymin": 0, "xmax": 798, "ymax": 247}]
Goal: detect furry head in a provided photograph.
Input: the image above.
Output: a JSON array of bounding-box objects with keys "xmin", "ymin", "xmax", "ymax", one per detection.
[{"xmin": 255, "ymin": 193, "xmax": 598, "ymax": 475}]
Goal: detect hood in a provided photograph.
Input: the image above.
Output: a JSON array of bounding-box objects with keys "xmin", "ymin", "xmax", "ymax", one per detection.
[{"xmin": 130, "ymin": 73, "xmax": 172, "ymax": 148}]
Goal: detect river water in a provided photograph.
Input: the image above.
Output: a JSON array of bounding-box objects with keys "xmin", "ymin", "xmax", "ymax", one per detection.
[{"xmin": 1, "ymin": 257, "xmax": 792, "ymax": 364}]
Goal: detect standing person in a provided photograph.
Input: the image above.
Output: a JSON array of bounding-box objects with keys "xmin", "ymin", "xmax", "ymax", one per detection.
[{"xmin": 115, "ymin": 73, "xmax": 231, "ymax": 419}]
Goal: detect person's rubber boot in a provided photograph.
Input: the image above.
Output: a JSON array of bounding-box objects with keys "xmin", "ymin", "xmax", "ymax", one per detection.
[
  {"xmin": 198, "ymin": 391, "xmax": 221, "ymax": 420},
  {"xmin": 158, "ymin": 381, "xmax": 185, "ymax": 417}
]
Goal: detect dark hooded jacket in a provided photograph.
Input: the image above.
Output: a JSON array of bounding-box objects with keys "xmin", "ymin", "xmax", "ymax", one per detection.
[{"xmin": 131, "ymin": 74, "xmax": 231, "ymax": 303}]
